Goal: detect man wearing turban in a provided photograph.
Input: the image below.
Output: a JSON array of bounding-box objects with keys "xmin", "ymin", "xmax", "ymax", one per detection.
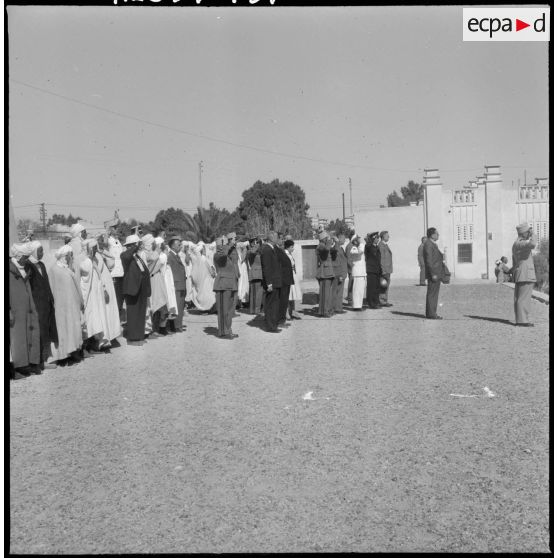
[
  {"xmin": 49, "ymin": 245, "xmax": 84, "ymax": 365},
  {"xmin": 511, "ymin": 223, "xmax": 538, "ymax": 326},
  {"xmin": 25, "ymin": 240, "xmax": 59, "ymax": 370},
  {"xmin": 9, "ymin": 242, "xmax": 41, "ymax": 378},
  {"xmin": 69, "ymin": 223, "xmax": 87, "ymax": 274}
]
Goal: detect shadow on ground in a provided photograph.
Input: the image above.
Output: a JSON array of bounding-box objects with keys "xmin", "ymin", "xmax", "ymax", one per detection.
[
  {"xmin": 465, "ymin": 315, "xmax": 515, "ymax": 326},
  {"xmin": 391, "ymin": 310, "xmax": 426, "ymax": 319}
]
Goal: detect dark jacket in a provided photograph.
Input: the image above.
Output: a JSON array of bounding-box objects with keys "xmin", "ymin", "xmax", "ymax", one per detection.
[
  {"xmin": 378, "ymin": 241, "xmax": 393, "ymax": 275},
  {"xmin": 423, "ymin": 238, "xmax": 444, "ymax": 281},
  {"xmin": 277, "ymin": 248, "xmax": 294, "ymax": 287},
  {"xmin": 315, "ymin": 240, "xmax": 336, "ymax": 279},
  {"xmin": 213, "ymin": 245, "xmax": 239, "ymax": 292},
  {"xmin": 167, "ymin": 250, "xmax": 187, "ymax": 290},
  {"xmin": 121, "ymin": 250, "xmax": 152, "ymax": 298},
  {"xmin": 260, "ymin": 243, "xmax": 282, "ymax": 290},
  {"xmin": 333, "ymin": 241, "xmax": 348, "ymax": 279},
  {"xmin": 26, "ymin": 261, "xmax": 58, "ymax": 345},
  {"xmin": 247, "ymin": 247, "xmax": 263, "ymax": 281},
  {"xmin": 364, "ymin": 241, "xmax": 382, "ymax": 274}
]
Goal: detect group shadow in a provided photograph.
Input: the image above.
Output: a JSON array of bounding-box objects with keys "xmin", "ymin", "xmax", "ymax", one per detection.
[{"xmin": 464, "ymin": 315, "xmax": 515, "ymax": 326}]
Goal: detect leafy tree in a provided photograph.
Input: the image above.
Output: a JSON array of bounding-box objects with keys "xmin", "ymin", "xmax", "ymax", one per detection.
[
  {"xmin": 236, "ymin": 179, "xmax": 313, "ymax": 239},
  {"xmin": 387, "ymin": 180, "xmax": 424, "ymax": 207},
  {"xmin": 151, "ymin": 208, "xmax": 197, "ymax": 239},
  {"xmin": 327, "ymin": 219, "xmax": 354, "ymax": 237},
  {"xmin": 47, "ymin": 213, "xmax": 82, "ymax": 226},
  {"xmin": 17, "ymin": 218, "xmax": 41, "ymax": 240},
  {"xmin": 193, "ymin": 202, "xmax": 242, "ymax": 242}
]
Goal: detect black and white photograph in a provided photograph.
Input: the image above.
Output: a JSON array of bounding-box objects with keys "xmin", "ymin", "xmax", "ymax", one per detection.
[{"xmin": 7, "ymin": 1, "xmax": 550, "ymax": 553}]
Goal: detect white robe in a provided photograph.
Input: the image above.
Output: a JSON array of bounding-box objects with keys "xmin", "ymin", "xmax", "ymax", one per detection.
[
  {"xmin": 80, "ymin": 257, "xmax": 110, "ymax": 345},
  {"xmin": 236, "ymin": 244, "xmax": 250, "ymax": 303},
  {"xmin": 189, "ymin": 252, "xmax": 216, "ymax": 311},
  {"xmin": 287, "ymin": 251, "xmax": 302, "ymax": 301},
  {"xmin": 49, "ymin": 262, "xmax": 83, "ymax": 361},
  {"xmin": 161, "ymin": 252, "xmax": 178, "ymax": 317},
  {"xmin": 95, "ymin": 253, "xmax": 122, "ymax": 341},
  {"xmin": 349, "ymin": 242, "xmax": 366, "ymax": 309},
  {"xmin": 150, "ymin": 252, "xmax": 169, "ymax": 313}
]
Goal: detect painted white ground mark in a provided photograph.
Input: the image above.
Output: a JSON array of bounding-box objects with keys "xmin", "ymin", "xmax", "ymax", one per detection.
[{"xmin": 450, "ymin": 387, "xmax": 496, "ymax": 398}]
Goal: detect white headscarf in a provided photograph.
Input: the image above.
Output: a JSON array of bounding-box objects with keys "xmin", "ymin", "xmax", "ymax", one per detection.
[
  {"xmin": 10, "ymin": 242, "xmax": 34, "ymax": 258},
  {"xmin": 55, "ymin": 244, "xmax": 73, "ymax": 267},
  {"xmin": 70, "ymin": 223, "xmax": 85, "ymax": 238},
  {"xmin": 55, "ymin": 244, "xmax": 73, "ymax": 259}
]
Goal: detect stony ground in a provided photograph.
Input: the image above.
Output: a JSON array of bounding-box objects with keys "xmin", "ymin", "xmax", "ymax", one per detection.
[{"xmin": 10, "ymin": 283, "xmax": 550, "ymax": 553}]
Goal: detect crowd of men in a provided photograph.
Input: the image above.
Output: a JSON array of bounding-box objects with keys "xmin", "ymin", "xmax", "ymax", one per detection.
[{"xmin": 9, "ymin": 220, "xmax": 539, "ymax": 379}]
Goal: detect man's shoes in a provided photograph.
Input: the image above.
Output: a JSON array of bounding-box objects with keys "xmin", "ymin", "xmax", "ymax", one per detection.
[
  {"xmin": 426, "ymin": 315, "xmax": 443, "ymax": 320},
  {"xmin": 158, "ymin": 328, "xmax": 168, "ymax": 336},
  {"xmin": 419, "ymin": 283, "xmax": 427, "ymax": 287},
  {"xmin": 516, "ymin": 322, "xmax": 534, "ymax": 327},
  {"xmin": 13, "ymin": 370, "xmax": 28, "ymax": 380},
  {"xmin": 127, "ymin": 340, "xmax": 143, "ymax": 346},
  {"xmin": 265, "ymin": 327, "xmax": 280, "ymax": 333},
  {"xmin": 27, "ymin": 365, "xmax": 42, "ymax": 375},
  {"xmin": 370, "ymin": 305, "xmax": 382, "ymax": 309},
  {"xmin": 291, "ymin": 313, "xmax": 302, "ymax": 320},
  {"xmin": 381, "ymin": 303, "xmax": 393, "ymax": 307},
  {"xmin": 334, "ymin": 310, "xmax": 347, "ymax": 314},
  {"xmin": 43, "ymin": 363, "xmax": 58, "ymax": 370}
]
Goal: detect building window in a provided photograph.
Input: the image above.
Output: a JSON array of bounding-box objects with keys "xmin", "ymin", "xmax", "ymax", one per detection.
[
  {"xmin": 456, "ymin": 224, "xmax": 474, "ymax": 242},
  {"xmin": 535, "ymin": 221, "xmax": 548, "ymax": 240},
  {"xmin": 457, "ymin": 243, "xmax": 473, "ymax": 263}
]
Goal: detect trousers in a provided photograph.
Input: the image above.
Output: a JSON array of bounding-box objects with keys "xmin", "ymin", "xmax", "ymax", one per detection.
[
  {"xmin": 264, "ymin": 287, "xmax": 281, "ymax": 330},
  {"xmin": 514, "ymin": 282, "xmax": 535, "ymax": 324},
  {"xmin": 318, "ymin": 277, "xmax": 334, "ymax": 316},
  {"xmin": 366, "ymin": 273, "xmax": 381, "ymax": 308},
  {"xmin": 426, "ymin": 279, "xmax": 441, "ymax": 318},
  {"xmin": 379, "ymin": 273, "xmax": 391, "ymax": 304},
  {"xmin": 216, "ymin": 290, "xmax": 236, "ymax": 336}
]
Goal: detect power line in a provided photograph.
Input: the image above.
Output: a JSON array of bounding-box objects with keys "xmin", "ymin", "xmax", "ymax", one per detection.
[{"xmin": 9, "ymin": 78, "xmax": 431, "ymax": 173}]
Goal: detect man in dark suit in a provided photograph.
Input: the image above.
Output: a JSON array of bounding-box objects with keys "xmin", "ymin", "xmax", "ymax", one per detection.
[
  {"xmin": 167, "ymin": 236, "xmax": 187, "ymax": 332},
  {"xmin": 213, "ymin": 235, "xmax": 240, "ymax": 338},
  {"xmin": 378, "ymin": 230, "xmax": 393, "ymax": 307},
  {"xmin": 364, "ymin": 232, "xmax": 382, "ymax": 309},
  {"xmin": 277, "ymin": 236, "xmax": 294, "ymax": 325},
  {"xmin": 121, "ymin": 235, "xmax": 152, "ymax": 344},
  {"xmin": 423, "ymin": 227, "xmax": 444, "ymax": 319},
  {"xmin": 260, "ymin": 231, "xmax": 282, "ymax": 332}
]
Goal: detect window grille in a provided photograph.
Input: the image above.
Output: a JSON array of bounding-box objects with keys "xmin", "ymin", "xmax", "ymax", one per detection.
[{"xmin": 457, "ymin": 243, "xmax": 473, "ymax": 263}]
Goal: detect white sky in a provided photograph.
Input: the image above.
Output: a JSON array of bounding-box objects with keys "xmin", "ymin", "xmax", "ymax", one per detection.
[{"xmin": 8, "ymin": 5, "xmax": 549, "ymax": 225}]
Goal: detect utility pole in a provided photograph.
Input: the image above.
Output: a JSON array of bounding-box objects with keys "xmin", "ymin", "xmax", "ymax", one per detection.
[
  {"xmin": 342, "ymin": 193, "xmax": 345, "ymax": 220},
  {"xmin": 348, "ymin": 177, "xmax": 353, "ymax": 216},
  {"xmin": 524, "ymin": 169, "xmax": 527, "ymax": 186},
  {"xmin": 198, "ymin": 160, "xmax": 204, "ymax": 208},
  {"xmin": 39, "ymin": 202, "xmax": 47, "ymax": 233}
]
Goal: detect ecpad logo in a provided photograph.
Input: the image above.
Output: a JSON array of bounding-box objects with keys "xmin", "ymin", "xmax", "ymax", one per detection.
[{"xmin": 463, "ymin": 8, "xmax": 550, "ymax": 42}]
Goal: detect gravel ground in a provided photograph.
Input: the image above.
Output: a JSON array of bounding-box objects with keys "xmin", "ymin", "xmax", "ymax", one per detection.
[{"xmin": 10, "ymin": 283, "xmax": 550, "ymax": 553}]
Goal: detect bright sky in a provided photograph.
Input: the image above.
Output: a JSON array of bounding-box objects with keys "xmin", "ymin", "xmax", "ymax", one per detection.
[{"xmin": 8, "ymin": 5, "xmax": 549, "ymax": 225}]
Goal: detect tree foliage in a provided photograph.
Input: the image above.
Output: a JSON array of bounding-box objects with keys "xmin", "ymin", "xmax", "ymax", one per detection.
[
  {"xmin": 17, "ymin": 218, "xmax": 41, "ymax": 240},
  {"xmin": 192, "ymin": 202, "xmax": 242, "ymax": 242},
  {"xmin": 151, "ymin": 208, "xmax": 197, "ymax": 240},
  {"xmin": 47, "ymin": 213, "xmax": 82, "ymax": 227},
  {"xmin": 236, "ymin": 179, "xmax": 313, "ymax": 239},
  {"xmin": 327, "ymin": 219, "xmax": 354, "ymax": 237},
  {"xmin": 387, "ymin": 180, "xmax": 424, "ymax": 207}
]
